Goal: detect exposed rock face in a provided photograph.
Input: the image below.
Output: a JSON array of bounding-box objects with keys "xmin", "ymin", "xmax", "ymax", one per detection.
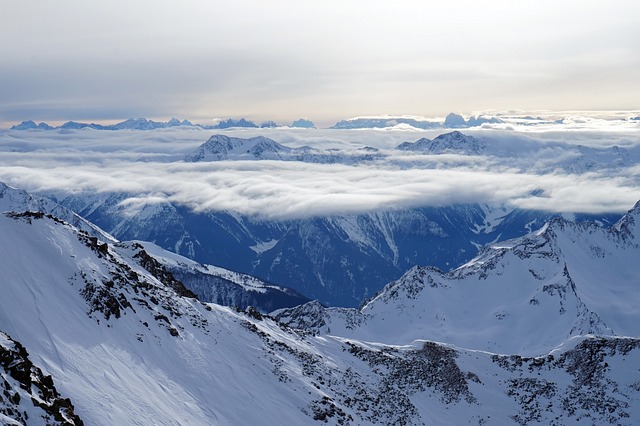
[{"xmin": 1, "ymin": 332, "xmax": 83, "ymax": 425}]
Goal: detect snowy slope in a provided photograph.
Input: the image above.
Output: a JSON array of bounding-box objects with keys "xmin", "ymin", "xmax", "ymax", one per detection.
[
  {"xmin": 135, "ymin": 240, "xmax": 310, "ymax": 312},
  {"xmin": 0, "ymin": 182, "xmax": 114, "ymax": 242},
  {"xmin": 276, "ymin": 202, "xmax": 640, "ymax": 356},
  {"xmin": 0, "ymin": 212, "xmax": 327, "ymax": 425},
  {"xmin": 1, "ymin": 211, "xmax": 640, "ymax": 424}
]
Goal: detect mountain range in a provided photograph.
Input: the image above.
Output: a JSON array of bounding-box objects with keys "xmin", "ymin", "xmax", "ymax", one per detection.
[
  {"xmin": 275, "ymin": 202, "xmax": 640, "ymax": 355},
  {"xmin": 8, "ymin": 117, "xmax": 317, "ymax": 131},
  {"xmin": 8, "ymin": 113, "xmax": 505, "ymax": 131},
  {"xmin": 1, "ymin": 187, "xmax": 639, "ymax": 424}
]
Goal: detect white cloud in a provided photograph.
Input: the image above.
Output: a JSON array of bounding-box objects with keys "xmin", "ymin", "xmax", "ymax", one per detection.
[{"xmin": 0, "ymin": 126, "xmax": 639, "ymax": 219}]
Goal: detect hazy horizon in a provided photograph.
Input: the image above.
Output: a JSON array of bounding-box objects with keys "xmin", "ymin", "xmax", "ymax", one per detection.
[
  {"xmin": 2, "ymin": 1, "xmax": 638, "ymax": 128},
  {"xmin": 3, "ymin": 109, "xmax": 640, "ymax": 131}
]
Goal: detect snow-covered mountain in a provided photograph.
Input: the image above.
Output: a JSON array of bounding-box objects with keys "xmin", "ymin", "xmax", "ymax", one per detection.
[
  {"xmin": 136, "ymin": 240, "xmax": 310, "ymax": 312},
  {"xmin": 331, "ymin": 116, "xmax": 441, "ymax": 129},
  {"xmin": 0, "ymin": 182, "xmax": 114, "ymax": 242},
  {"xmin": 2, "ymin": 181, "xmax": 311, "ymax": 314},
  {"xmin": 275, "ymin": 201, "xmax": 640, "ymax": 356},
  {"xmin": 184, "ymin": 131, "xmax": 639, "ymax": 175},
  {"xmin": 1, "ymin": 206, "xmax": 639, "ymax": 424},
  {"xmin": 184, "ymin": 134, "xmax": 293, "ymax": 161},
  {"xmin": 396, "ymin": 130, "xmax": 485, "ymax": 155},
  {"xmin": 9, "ymin": 120, "xmax": 54, "ymax": 130},
  {"xmin": 443, "ymin": 113, "xmax": 503, "ymax": 128},
  {"xmin": 10, "ymin": 118, "xmax": 194, "ymax": 131},
  {"xmin": 329, "ymin": 113, "xmax": 502, "ymax": 129},
  {"xmin": 7, "ymin": 117, "xmax": 301, "ymax": 132},
  {"xmin": 184, "ymin": 134, "xmax": 383, "ymax": 164}
]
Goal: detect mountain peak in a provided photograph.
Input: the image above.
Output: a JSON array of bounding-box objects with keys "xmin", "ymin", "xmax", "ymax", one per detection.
[
  {"xmin": 396, "ymin": 131, "xmax": 483, "ymax": 154},
  {"xmin": 11, "ymin": 120, "xmax": 38, "ymax": 130},
  {"xmin": 443, "ymin": 113, "xmax": 502, "ymax": 128},
  {"xmin": 184, "ymin": 134, "xmax": 288, "ymax": 162},
  {"xmin": 443, "ymin": 113, "xmax": 466, "ymax": 128},
  {"xmin": 10, "ymin": 120, "xmax": 52, "ymax": 130},
  {"xmin": 290, "ymin": 118, "xmax": 315, "ymax": 128},
  {"xmin": 214, "ymin": 118, "xmax": 258, "ymax": 129},
  {"xmin": 277, "ymin": 200, "xmax": 640, "ymax": 355}
]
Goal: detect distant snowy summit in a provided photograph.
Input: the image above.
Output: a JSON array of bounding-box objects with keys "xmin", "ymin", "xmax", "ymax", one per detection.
[
  {"xmin": 9, "ymin": 120, "xmax": 54, "ymax": 130},
  {"xmin": 184, "ymin": 134, "xmax": 302, "ymax": 162},
  {"xmin": 332, "ymin": 116, "xmax": 441, "ymax": 129},
  {"xmin": 290, "ymin": 118, "xmax": 315, "ymax": 128},
  {"xmin": 330, "ymin": 113, "xmax": 502, "ymax": 129},
  {"xmin": 184, "ymin": 134, "xmax": 383, "ymax": 163},
  {"xmin": 8, "ymin": 113, "xmax": 506, "ymax": 131},
  {"xmin": 186, "ymin": 131, "xmax": 482, "ymax": 163},
  {"xmin": 396, "ymin": 130, "xmax": 485, "ymax": 155},
  {"xmin": 443, "ymin": 112, "xmax": 502, "ymax": 128},
  {"xmin": 10, "ymin": 117, "xmax": 194, "ymax": 131},
  {"xmin": 9, "ymin": 117, "xmax": 319, "ymax": 131}
]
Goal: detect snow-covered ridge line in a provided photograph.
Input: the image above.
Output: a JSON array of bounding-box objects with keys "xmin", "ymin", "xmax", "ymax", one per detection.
[
  {"xmin": 1, "ymin": 206, "xmax": 640, "ymax": 424},
  {"xmin": 183, "ymin": 131, "xmax": 640, "ymax": 178},
  {"xmin": 136, "ymin": 240, "xmax": 311, "ymax": 312},
  {"xmin": 276, "ymin": 201, "xmax": 640, "ymax": 356},
  {"xmin": 0, "ymin": 182, "xmax": 116, "ymax": 242},
  {"xmin": 184, "ymin": 133, "xmax": 384, "ymax": 163}
]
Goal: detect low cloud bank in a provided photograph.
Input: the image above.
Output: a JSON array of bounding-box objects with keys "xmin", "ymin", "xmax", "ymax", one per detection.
[{"xmin": 0, "ymin": 127, "xmax": 638, "ymax": 219}]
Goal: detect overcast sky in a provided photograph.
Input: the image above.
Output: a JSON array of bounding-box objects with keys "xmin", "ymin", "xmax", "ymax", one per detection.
[{"xmin": 1, "ymin": 1, "xmax": 639, "ymax": 127}]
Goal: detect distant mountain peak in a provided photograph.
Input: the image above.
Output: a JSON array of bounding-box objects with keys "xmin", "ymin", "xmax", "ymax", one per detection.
[
  {"xmin": 184, "ymin": 135, "xmax": 384, "ymax": 165},
  {"xmin": 214, "ymin": 118, "xmax": 258, "ymax": 129},
  {"xmin": 184, "ymin": 134, "xmax": 288, "ymax": 162},
  {"xmin": 396, "ymin": 131, "xmax": 484, "ymax": 155},
  {"xmin": 290, "ymin": 118, "xmax": 315, "ymax": 128},
  {"xmin": 10, "ymin": 120, "xmax": 53, "ymax": 130},
  {"xmin": 443, "ymin": 113, "xmax": 502, "ymax": 128},
  {"xmin": 444, "ymin": 113, "xmax": 466, "ymax": 128},
  {"xmin": 331, "ymin": 116, "xmax": 440, "ymax": 129}
]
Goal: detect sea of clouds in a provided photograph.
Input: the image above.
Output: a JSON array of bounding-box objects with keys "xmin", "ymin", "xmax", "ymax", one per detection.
[{"xmin": 1, "ymin": 118, "xmax": 639, "ymax": 219}]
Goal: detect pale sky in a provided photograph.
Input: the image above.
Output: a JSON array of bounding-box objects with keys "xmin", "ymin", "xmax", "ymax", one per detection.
[{"xmin": 1, "ymin": 0, "xmax": 638, "ymax": 127}]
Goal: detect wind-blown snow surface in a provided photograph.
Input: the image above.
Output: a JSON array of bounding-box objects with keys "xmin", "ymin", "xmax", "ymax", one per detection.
[
  {"xmin": 1, "ymin": 211, "xmax": 640, "ymax": 424},
  {"xmin": 276, "ymin": 202, "xmax": 640, "ymax": 357}
]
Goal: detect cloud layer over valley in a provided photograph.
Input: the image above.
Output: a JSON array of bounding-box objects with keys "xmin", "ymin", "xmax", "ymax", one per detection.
[{"xmin": 1, "ymin": 121, "xmax": 639, "ymax": 219}]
